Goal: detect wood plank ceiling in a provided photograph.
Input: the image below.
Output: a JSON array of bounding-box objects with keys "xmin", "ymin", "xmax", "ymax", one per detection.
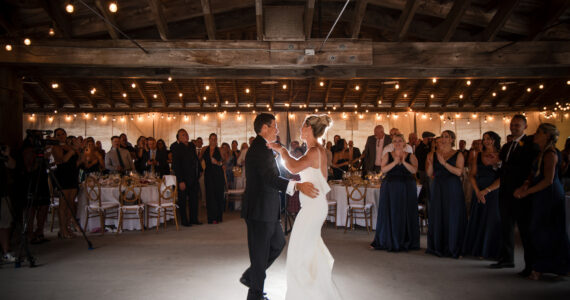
[{"xmin": 0, "ymin": 0, "xmax": 569, "ymax": 113}]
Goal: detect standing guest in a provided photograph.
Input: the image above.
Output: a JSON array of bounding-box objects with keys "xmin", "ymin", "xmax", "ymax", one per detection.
[
  {"xmin": 331, "ymin": 139, "xmax": 350, "ymax": 180},
  {"xmin": 80, "ymin": 138, "xmax": 104, "ymax": 176},
  {"xmin": 143, "ymin": 137, "xmax": 169, "ymax": 176},
  {"xmin": 105, "ymin": 136, "xmax": 135, "ymax": 173},
  {"xmin": 249, "ymin": 136, "xmax": 255, "ymax": 147},
  {"xmin": 195, "ymin": 137, "xmax": 207, "ymax": 206},
  {"xmin": 362, "ymin": 125, "xmax": 392, "ymax": 174},
  {"xmin": 513, "ymin": 123, "xmax": 569, "ymax": 280},
  {"xmin": 200, "ymin": 133, "xmax": 226, "ymax": 224},
  {"xmin": 221, "ymin": 142, "xmax": 234, "ymax": 189},
  {"xmin": 119, "ymin": 133, "xmax": 135, "ymax": 159},
  {"xmin": 506, "ymin": 134, "xmax": 514, "ymax": 144},
  {"xmin": 134, "ymin": 136, "xmax": 147, "ymax": 174},
  {"xmin": 491, "ymin": 115, "xmax": 539, "ymax": 275},
  {"xmin": 559, "ymin": 137, "xmax": 570, "ymax": 190},
  {"xmin": 408, "ymin": 132, "xmax": 419, "ymax": 153},
  {"xmin": 331, "ymin": 135, "xmax": 342, "ymax": 154},
  {"xmin": 95, "ymin": 140, "xmax": 106, "ymax": 160},
  {"xmin": 231, "ymin": 140, "xmax": 241, "ymax": 162},
  {"xmin": 51, "ymin": 128, "xmax": 80, "ymax": 239},
  {"xmin": 458, "ymin": 140, "xmax": 468, "ymax": 159},
  {"xmin": 347, "ymin": 140, "xmax": 362, "ymax": 169},
  {"xmin": 0, "ymin": 144, "xmax": 16, "ymax": 261},
  {"xmin": 171, "ymin": 129, "xmax": 201, "ymax": 226},
  {"xmin": 325, "ymin": 141, "xmax": 333, "ymax": 179},
  {"xmin": 462, "ymin": 131, "xmax": 502, "ymax": 259},
  {"xmin": 382, "ymin": 129, "xmax": 413, "ymax": 156},
  {"xmin": 426, "ymin": 130, "xmax": 466, "ymax": 258},
  {"xmin": 416, "ymin": 132, "xmax": 435, "ymax": 212},
  {"xmin": 371, "ymin": 134, "xmax": 420, "ymax": 251},
  {"xmin": 235, "ymin": 142, "xmax": 249, "ymax": 190}
]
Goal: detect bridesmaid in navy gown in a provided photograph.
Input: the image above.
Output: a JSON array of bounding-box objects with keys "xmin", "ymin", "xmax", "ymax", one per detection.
[
  {"xmin": 462, "ymin": 131, "xmax": 502, "ymax": 259},
  {"xmin": 514, "ymin": 123, "xmax": 569, "ymax": 280},
  {"xmin": 426, "ymin": 130, "xmax": 466, "ymax": 258},
  {"xmin": 371, "ymin": 134, "xmax": 420, "ymax": 251}
]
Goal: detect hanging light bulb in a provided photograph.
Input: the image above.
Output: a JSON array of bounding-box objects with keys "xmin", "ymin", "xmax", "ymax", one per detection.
[
  {"xmin": 355, "ymin": 85, "xmax": 360, "ymax": 91},
  {"xmin": 502, "ymin": 85, "xmax": 507, "ymax": 91},
  {"xmin": 179, "ymin": 93, "xmax": 183, "ymax": 97},
  {"xmin": 539, "ymin": 84, "xmax": 544, "ymax": 89},
  {"xmin": 403, "ymin": 93, "xmax": 407, "ymax": 98},
  {"xmin": 51, "ymin": 83, "xmax": 59, "ymax": 89},
  {"xmin": 319, "ymin": 81, "xmax": 324, "ymax": 87},
  {"xmin": 122, "ymin": 92, "xmax": 127, "ymax": 98},
  {"xmin": 492, "ymin": 92, "xmax": 497, "ymax": 97},
  {"xmin": 395, "ymin": 84, "xmax": 399, "ymax": 89},
  {"xmin": 66, "ymin": 3, "xmax": 74, "ymax": 14},
  {"xmin": 466, "ymin": 80, "xmax": 471, "ymax": 86},
  {"xmin": 131, "ymin": 82, "xmax": 136, "ymax": 88},
  {"xmin": 526, "ymin": 87, "xmax": 532, "ymax": 93},
  {"xmin": 282, "ymin": 84, "xmax": 287, "ymax": 89},
  {"xmin": 109, "ymin": 1, "xmax": 118, "ymax": 13},
  {"xmin": 24, "ymin": 38, "xmax": 31, "ymax": 46},
  {"xmin": 459, "ymin": 94, "xmax": 463, "ymax": 99},
  {"xmin": 205, "ymin": 85, "xmax": 210, "ymax": 91},
  {"xmin": 245, "ymin": 88, "xmax": 250, "ymax": 94},
  {"xmin": 432, "ymin": 78, "xmax": 437, "ymax": 83},
  {"xmin": 5, "ymin": 44, "xmax": 12, "ymax": 51},
  {"xmin": 49, "ymin": 28, "xmax": 55, "ymax": 36}
]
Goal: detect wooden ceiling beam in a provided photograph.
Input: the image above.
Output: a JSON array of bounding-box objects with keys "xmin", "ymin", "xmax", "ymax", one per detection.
[
  {"xmin": 94, "ymin": 0, "xmax": 119, "ymax": 40},
  {"xmin": 255, "ymin": 0, "xmax": 263, "ymax": 41},
  {"xmin": 491, "ymin": 83, "xmax": 517, "ymax": 107},
  {"xmin": 408, "ymin": 80, "xmax": 427, "ymax": 108},
  {"xmin": 395, "ymin": 0, "xmax": 420, "ymax": 41},
  {"xmin": 351, "ymin": 0, "xmax": 368, "ymax": 39},
  {"xmin": 134, "ymin": 79, "xmax": 150, "ymax": 108},
  {"xmin": 305, "ymin": 81, "xmax": 313, "ymax": 106},
  {"xmin": 156, "ymin": 84, "xmax": 168, "ymax": 107},
  {"xmin": 113, "ymin": 79, "xmax": 132, "ymax": 107},
  {"xmin": 288, "ymin": 80, "xmax": 294, "ymax": 104},
  {"xmin": 323, "ymin": 80, "xmax": 332, "ymax": 108},
  {"xmin": 35, "ymin": 78, "xmax": 62, "ymax": 108},
  {"xmin": 252, "ymin": 84, "xmax": 257, "ymax": 108},
  {"xmin": 458, "ymin": 79, "xmax": 482, "ymax": 108},
  {"xmin": 478, "ymin": 0, "xmax": 520, "ymax": 42},
  {"xmin": 435, "ymin": 0, "xmax": 473, "ymax": 42},
  {"xmin": 474, "ymin": 79, "xmax": 499, "ymax": 108},
  {"xmin": 147, "ymin": 0, "xmax": 170, "ymax": 41},
  {"xmin": 233, "ymin": 80, "xmax": 239, "ymax": 107},
  {"xmin": 39, "ymin": 0, "xmax": 72, "ymax": 38},
  {"xmin": 528, "ymin": 0, "xmax": 570, "ymax": 41},
  {"xmin": 441, "ymin": 80, "xmax": 463, "ymax": 108},
  {"xmin": 201, "ymin": 0, "xmax": 216, "ymax": 40},
  {"xmin": 23, "ymin": 86, "xmax": 44, "ymax": 108},
  {"xmin": 59, "ymin": 82, "xmax": 80, "ymax": 109},
  {"xmin": 305, "ymin": 0, "xmax": 316, "ymax": 39}
]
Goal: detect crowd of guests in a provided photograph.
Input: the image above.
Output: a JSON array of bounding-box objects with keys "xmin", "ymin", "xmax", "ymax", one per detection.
[{"xmin": 362, "ymin": 116, "xmax": 569, "ymax": 281}]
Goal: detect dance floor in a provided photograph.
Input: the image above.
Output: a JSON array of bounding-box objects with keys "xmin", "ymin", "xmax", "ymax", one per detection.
[{"xmin": 1, "ymin": 211, "xmax": 567, "ymax": 300}]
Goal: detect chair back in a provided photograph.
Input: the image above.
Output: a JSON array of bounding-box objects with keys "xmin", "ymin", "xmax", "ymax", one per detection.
[
  {"xmin": 47, "ymin": 175, "xmax": 60, "ymax": 206},
  {"xmin": 84, "ymin": 175, "xmax": 102, "ymax": 207},
  {"xmin": 158, "ymin": 177, "xmax": 177, "ymax": 205},
  {"xmin": 119, "ymin": 176, "xmax": 142, "ymax": 206},
  {"xmin": 344, "ymin": 182, "xmax": 368, "ymax": 206}
]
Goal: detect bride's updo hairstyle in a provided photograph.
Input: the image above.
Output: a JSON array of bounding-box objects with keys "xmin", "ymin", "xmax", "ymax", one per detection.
[{"xmin": 304, "ymin": 114, "xmax": 333, "ymax": 139}]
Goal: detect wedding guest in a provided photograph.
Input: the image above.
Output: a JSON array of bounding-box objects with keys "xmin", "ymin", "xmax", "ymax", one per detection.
[
  {"xmin": 426, "ymin": 130, "xmax": 466, "ymax": 258},
  {"xmin": 95, "ymin": 140, "xmax": 106, "ymax": 159},
  {"xmin": 560, "ymin": 137, "xmax": 570, "ymax": 190},
  {"xmin": 408, "ymin": 132, "xmax": 419, "ymax": 153},
  {"xmin": 331, "ymin": 134, "xmax": 342, "ymax": 154},
  {"xmin": 331, "ymin": 139, "xmax": 350, "ymax": 180},
  {"xmin": 458, "ymin": 140, "xmax": 468, "ymax": 159},
  {"xmin": 119, "ymin": 133, "xmax": 135, "ymax": 158},
  {"xmin": 79, "ymin": 138, "xmax": 104, "ymax": 176},
  {"xmin": 134, "ymin": 136, "xmax": 147, "ymax": 174},
  {"xmin": 221, "ymin": 142, "xmax": 234, "ymax": 189},
  {"xmin": 105, "ymin": 136, "xmax": 135, "ymax": 173},
  {"xmin": 52, "ymin": 128, "xmax": 80, "ymax": 239},
  {"xmin": 371, "ymin": 134, "xmax": 419, "ymax": 251},
  {"xmin": 171, "ymin": 129, "xmax": 201, "ymax": 226},
  {"xmin": 142, "ymin": 137, "xmax": 169, "ymax": 176},
  {"xmin": 235, "ymin": 142, "xmax": 249, "ymax": 190},
  {"xmin": 0, "ymin": 144, "xmax": 16, "ymax": 261},
  {"xmin": 506, "ymin": 134, "xmax": 514, "ymax": 144},
  {"xmin": 416, "ymin": 131, "xmax": 435, "ymax": 215},
  {"xmin": 347, "ymin": 140, "xmax": 362, "ymax": 169},
  {"xmin": 382, "ymin": 128, "xmax": 413, "ymax": 156},
  {"xmin": 513, "ymin": 123, "xmax": 569, "ymax": 280},
  {"xmin": 248, "ymin": 136, "xmax": 255, "ymax": 146},
  {"xmin": 195, "ymin": 137, "xmax": 207, "ymax": 206},
  {"xmin": 231, "ymin": 140, "xmax": 241, "ymax": 162},
  {"xmin": 491, "ymin": 115, "xmax": 539, "ymax": 275},
  {"xmin": 362, "ymin": 125, "xmax": 392, "ymax": 174},
  {"xmin": 462, "ymin": 131, "xmax": 502, "ymax": 259},
  {"xmin": 325, "ymin": 141, "xmax": 333, "ymax": 179},
  {"xmin": 200, "ymin": 133, "xmax": 226, "ymax": 224}
]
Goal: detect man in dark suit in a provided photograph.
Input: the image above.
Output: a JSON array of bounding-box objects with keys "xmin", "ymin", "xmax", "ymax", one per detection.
[
  {"xmin": 361, "ymin": 125, "xmax": 392, "ymax": 174},
  {"xmin": 491, "ymin": 114, "xmax": 539, "ymax": 276},
  {"xmin": 142, "ymin": 137, "xmax": 169, "ymax": 177},
  {"xmin": 171, "ymin": 129, "xmax": 201, "ymax": 226},
  {"xmin": 240, "ymin": 113, "xmax": 318, "ymax": 300}
]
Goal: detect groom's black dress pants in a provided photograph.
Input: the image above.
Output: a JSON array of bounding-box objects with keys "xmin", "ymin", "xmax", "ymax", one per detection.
[{"xmin": 244, "ymin": 219, "xmax": 286, "ymax": 299}]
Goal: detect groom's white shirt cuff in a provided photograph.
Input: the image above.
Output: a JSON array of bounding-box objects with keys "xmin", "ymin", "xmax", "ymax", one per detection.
[{"xmin": 286, "ymin": 181, "xmax": 295, "ymax": 196}]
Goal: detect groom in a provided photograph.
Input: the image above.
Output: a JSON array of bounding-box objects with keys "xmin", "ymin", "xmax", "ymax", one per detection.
[{"xmin": 240, "ymin": 113, "xmax": 318, "ymax": 300}]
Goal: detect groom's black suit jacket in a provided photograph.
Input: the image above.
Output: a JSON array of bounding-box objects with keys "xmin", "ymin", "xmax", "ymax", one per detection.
[{"xmin": 241, "ymin": 135, "xmax": 289, "ymax": 222}]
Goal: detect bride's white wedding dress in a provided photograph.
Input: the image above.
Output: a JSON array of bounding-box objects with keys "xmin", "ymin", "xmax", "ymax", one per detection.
[{"xmin": 285, "ymin": 150, "xmax": 342, "ymax": 300}]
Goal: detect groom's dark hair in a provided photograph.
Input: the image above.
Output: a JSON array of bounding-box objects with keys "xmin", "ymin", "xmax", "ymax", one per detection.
[{"xmin": 254, "ymin": 113, "xmax": 275, "ymax": 134}]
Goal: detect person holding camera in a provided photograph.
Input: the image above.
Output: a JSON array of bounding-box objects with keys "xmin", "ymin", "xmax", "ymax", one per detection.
[{"xmin": 1, "ymin": 144, "xmax": 16, "ymax": 262}]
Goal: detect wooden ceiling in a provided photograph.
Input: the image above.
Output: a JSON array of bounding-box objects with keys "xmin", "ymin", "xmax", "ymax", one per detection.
[{"xmin": 1, "ymin": 0, "xmax": 569, "ymax": 112}]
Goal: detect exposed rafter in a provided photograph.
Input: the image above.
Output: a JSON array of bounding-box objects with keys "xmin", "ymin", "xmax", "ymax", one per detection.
[
  {"xmin": 458, "ymin": 79, "xmax": 482, "ymax": 108},
  {"xmin": 395, "ymin": 0, "xmax": 420, "ymax": 41},
  {"xmin": 375, "ymin": 82, "xmax": 384, "ymax": 108},
  {"xmin": 233, "ymin": 80, "xmax": 239, "ymax": 107},
  {"xmin": 528, "ymin": 0, "xmax": 570, "ymax": 41},
  {"xmin": 213, "ymin": 80, "xmax": 221, "ymax": 107},
  {"xmin": 193, "ymin": 79, "xmax": 203, "ymax": 107},
  {"xmin": 134, "ymin": 79, "xmax": 150, "ymax": 108},
  {"xmin": 59, "ymin": 82, "xmax": 80, "ymax": 108},
  {"xmin": 39, "ymin": 0, "xmax": 71, "ymax": 38},
  {"xmin": 156, "ymin": 84, "xmax": 168, "ymax": 107},
  {"xmin": 323, "ymin": 80, "xmax": 332, "ymax": 108},
  {"xmin": 201, "ymin": 0, "xmax": 216, "ymax": 40},
  {"xmin": 94, "ymin": 0, "xmax": 119, "ymax": 40},
  {"xmin": 340, "ymin": 81, "xmax": 351, "ymax": 108},
  {"xmin": 478, "ymin": 0, "xmax": 520, "ymax": 41},
  {"xmin": 147, "ymin": 0, "xmax": 169, "ymax": 41},
  {"xmin": 113, "ymin": 79, "xmax": 132, "ymax": 108},
  {"xmin": 305, "ymin": 81, "xmax": 313, "ymax": 106},
  {"xmin": 23, "ymin": 86, "xmax": 44, "ymax": 108},
  {"xmin": 305, "ymin": 0, "xmax": 316, "ymax": 39},
  {"xmin": 409, "ymin": 80, "xmax": 428, "ymax": 108},
  {"xmin": 351, "ymin": 0, "xmax": 368, "ymax": 39},
  {"xmin": 255, "ymin": 0, "xmax": 263, "ymax": 41},
  {"xmin": 436, "ymin": 0, "xmax": 472, "ymax": 42},
  {"xmin": 358, "ymin": 80, "xmax": 369, "ymax": 108},
  {"xmin": 391, "ymin": 82, "xmax": 406, "ymax": 108},
  {"xmin": 441, "ymin": 81, "xmax": 463, "ymax": 108},
  {"xmin": 474, "ymin": 79, "xmax": 500, "ymax": 108},
  {"xmin": 35, "ymin": 78, "xmax": 62, "ymax": 108}
]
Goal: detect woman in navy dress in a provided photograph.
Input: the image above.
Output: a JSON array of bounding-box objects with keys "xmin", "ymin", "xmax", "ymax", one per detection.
[
  {"xmin": 462, "ymin": 131, "xmax": 502, "ymax": 259},
  {"xmin": 426, "ymin": 130, "xmax": 466, "ymax": 258},
  {"xmin": 200, "ymin": 133, "xmax": 226, "ymax": 224},
  {"xmin": 371, "ymin": 134, "xmax": 420, "ymax": 251},
  {"xmin": 514, "ymin": 123, "xmax": 569, "ymax": 280}
]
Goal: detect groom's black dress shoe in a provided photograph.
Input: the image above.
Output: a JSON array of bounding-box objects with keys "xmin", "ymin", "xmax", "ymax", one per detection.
[
  {"xmin": 518, "ymin": 268, "xmax": 532, "ymax": 277},
  {"xmin": 489, "ymin": 261, "xmax": 515, "ymax": 269},
  {"xmin": 241, "ymin": 277, "xmax": 267, "ymax": 297}
]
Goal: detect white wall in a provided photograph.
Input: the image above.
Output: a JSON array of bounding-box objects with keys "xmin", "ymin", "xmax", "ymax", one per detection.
[{"xmin": 23, "ymin": 111, "xmax": 570, "ymax": 152}]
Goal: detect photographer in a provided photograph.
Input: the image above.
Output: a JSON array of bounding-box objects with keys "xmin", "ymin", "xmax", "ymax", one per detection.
[
  {"xmin": 1, "ymin": 143, "xmax": 16, "ymax": 262},
  {"xmin": 21, "ymin": 133, "xmax": 51, "ymax": 244}
]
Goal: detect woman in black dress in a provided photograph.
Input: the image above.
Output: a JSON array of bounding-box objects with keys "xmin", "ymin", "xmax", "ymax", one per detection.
[
  {"xmin": 200, "ymin": 133, "xmax": 226, "ymax": 224},
  {"xmin": 514, "ymin": 123, "xmax": 569, "ymax": 280},
  {"xmin": 52, "ymin": 128, "xmax": 80, "ymax": 239},
  {"xmin": 426, "ymin": 130, "xmax": 466, "ymax": 258},
  {"xmin": 371, "ymin": 134, "xmax": 420, "ymax": 251},
  {"xmin": 134, "ymin": 136, "xmax": 147, "ymax": 174},
  {"xmin": 79, "ymin": 138, "xmax": 104, "ymax": 177},
  {"xmin": 331, "ymin": 139, "xmax": 350, "ymax": 180}
]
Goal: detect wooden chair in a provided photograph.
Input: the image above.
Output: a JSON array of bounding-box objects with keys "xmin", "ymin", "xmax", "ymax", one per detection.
[
  {"xmin": 146, "ymin": 178, "xmax": 179, "ymax": 232},
  {"xmin": 117, "ymin": 176, "xmax": 145, "ymax": 234},
  {"xmin": 225, "ymin": 188, "xmax": 245, "ymax": 211},
  {"xmin": 83, "ymin": 176, "xmax": 119, "ymax": 235},
  {"xmin": 344, "ymin": 182, "xmax": 373, "ymax": 234},
  {"xmin": 47, "ymin": 176, "xmax": 60, "ymax": 232},
  {"xmin": 326, "ymin": 198, "xmax": 338, "ymax": 229}
]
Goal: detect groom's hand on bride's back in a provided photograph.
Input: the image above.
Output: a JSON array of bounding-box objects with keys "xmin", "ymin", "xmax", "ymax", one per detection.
[{"xmin": 296, "ymin": 182, "xmax": 319, "ymax": 198}]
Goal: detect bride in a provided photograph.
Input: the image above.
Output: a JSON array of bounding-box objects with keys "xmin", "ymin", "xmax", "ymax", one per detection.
[{"xmin": 268, "ymin": 114, "xmax": 342, "ymax": 300}]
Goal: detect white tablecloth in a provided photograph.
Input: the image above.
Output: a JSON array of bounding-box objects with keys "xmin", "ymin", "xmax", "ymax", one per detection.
[
  {"xmin": 328, "ymin": 183, "xmax": 422, "ymax": 230},
  {"xmin": 77, "ymin": 184, "xmax": 173, "ymax": 232}
]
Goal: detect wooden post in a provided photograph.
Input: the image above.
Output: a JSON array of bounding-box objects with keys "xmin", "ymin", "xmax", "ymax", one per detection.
[{"xmin": 0, "ymin": 67, "xmax": 23, "ymax": 149}]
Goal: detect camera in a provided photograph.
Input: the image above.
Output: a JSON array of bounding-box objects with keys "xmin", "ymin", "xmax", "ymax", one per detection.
[{"xmin": 25, "ymin": 129, "xmax": 59, "ymax": 154}]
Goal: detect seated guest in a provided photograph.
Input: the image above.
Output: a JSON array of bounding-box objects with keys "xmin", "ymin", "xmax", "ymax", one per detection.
[
  {"xmin": 105, "ymin": 136, "xmax": 135, "ymax": 173},
  {"xmin": 142, "ymin": 137, "xmax": 169, "ymax": 176},
  {"xmin": 462, "ymin": 131, "xmax": 502, "ymax": 259},
  {"xmin": 371, "ymin": 134, "xmax": 420, "ymax": 251},
  {"xmin": 426, "ymin": 130, "xmax": 466, "ymax": 258},
  {"xmin": 513, "ymin": 123, "xmax": 569, "ymax": 280},
  {"xmin": 80, "ymin": 137, "xmax": 104, "ymax": 176},
  {"xmin": 134, "ymin": 136, "xmax": 147, "ymax": 174}
]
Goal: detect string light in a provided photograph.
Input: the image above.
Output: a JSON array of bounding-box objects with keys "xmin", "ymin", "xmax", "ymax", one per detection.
[
  {"xmin": 403, "ymin": 93, "xmax": 407, "ymax": 98},
  {"xmin": 167, "ymin": 76, "xmax": 172, "ymax": 81},
  {"xmin": 179, "ymin": 93, "xmax": 183, "ymax": 97},
  {"xmin": 109, "ymin": 2, "xmax": 118, "ymax": 13},
  {"xmin": 539, "ymin": 84, "xmax": 544, "ymax": 89},
  {"xmin": 245, "ymin": 88, "xmax": 250, "ymax": 94},
  {"xmin": 319, "ymin": 81, "xmax": 324, "ymax": 87},
  {"xmin": 355, "ymin": 85, "xmax": 360, "ymax": 91},
  {"xmin": 466, "ymin": 80, "xmax": 471, "ymax": 86},
  {"xmin": 90, "ymin": 88, "xmax": 96, "ymax": 94},
  {"xmin": 395, "ymin": 84, "xmax": 399, "ymax": 89},
  {"xmin": 492, "ymin": 92, "xmax": 497, "ymax": 97},
  {"xmin": 5, "ymin": 44, "xmax": 12, "ymax": 51},
  {"xmin": 153, "ymin": 94, "xmax": 158, "ymax": 99},
  {"xmin": 455, "ymin": 113, "xmax": 461, "ymax": 118},
  {"xmin": 526, "ymin": 87, "xmax": 532, "ymax": 93},
  {"xmin": 459, "ymin": 94, "xmax": 463, "ymax": 99},
  {"xmin": 430, "ymin": 94, "xmax": 435, "ymax": 99},
  {"xmin": 122, "ymin": 92, "xmax": 127, "ymax": 98},
  {"xmin": 131, "ymin": 82, "xmax": 136, "ymax": 88},
  {"xmin": 66, "ymin": 3, "xmax": 74, "ymax": 13},
  {"xmin": 205, "ymin": 85, "xmax": 210, "ymax": 91},
  {"xmin": 432, "ymin": 78, "xmax": 437, "ymax": 83},
  {"xmin": 282, "ymin": 84, "xmax": 287, "ymax": 89},
  {"xmin": 24, "ymin": 38, "xmax": 31, "ymax": 46},
  {"xmin": 51, "ymin": 83, "xmax": 59, "ymax": 89},
  {"xmin": 472, "ymin": 113, "xmax": 477, "ymax": 119},
  {"xmin": 501, "ymin": 85, "xmax": 507, "ymax": 91},
  {"xmin": 49, "ymin": 28, "xmax": 55, "ymax": 36}
]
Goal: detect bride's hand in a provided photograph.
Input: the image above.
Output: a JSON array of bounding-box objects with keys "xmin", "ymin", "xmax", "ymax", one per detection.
[{"xmin": 266, "ymin": 142, "xmax": 283, "ymax": 153}]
